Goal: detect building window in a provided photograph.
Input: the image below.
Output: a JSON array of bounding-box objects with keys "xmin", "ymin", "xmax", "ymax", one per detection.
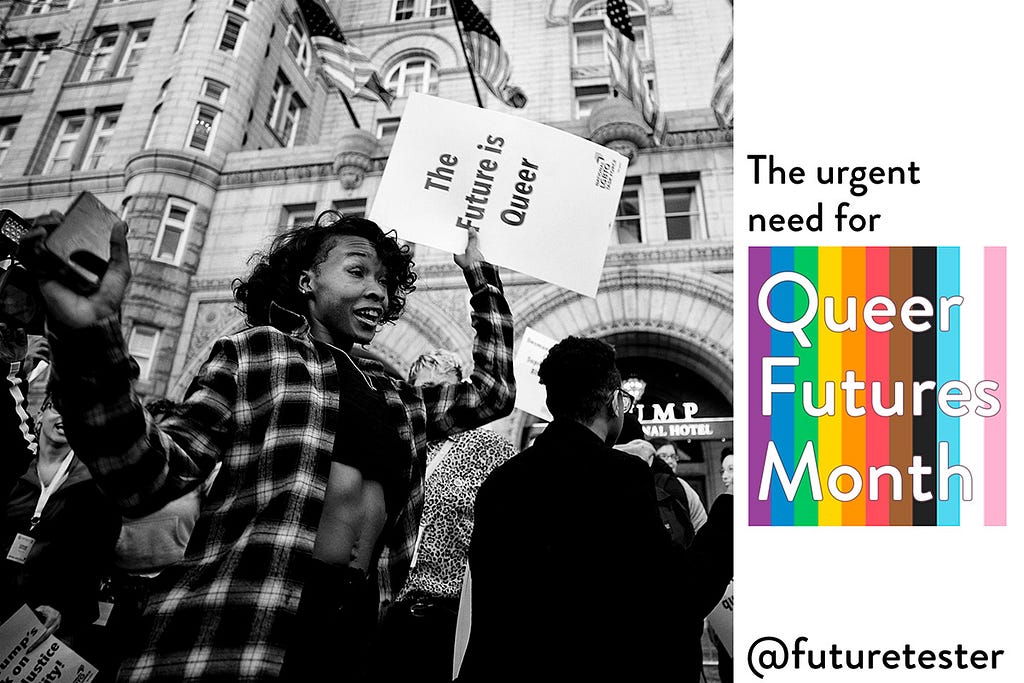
[
  {"xmin": 128, "ymin": 325, "xmax": 159, "ymax": 381},
  {"xmin": 15, "ymin": 0, "xmax": 75, "ymax": 16},
  {"xmin": 392, "ymin": 0, "xmax": 446, "ymax": 21},
  {"xmin": 265, "ymin": 72, "xmax": 305, "ymax": 147},
  {"xmin": 612, "ymin": 178, "xmax": 643, "ymax": 244},
  {"xmin": 187, "ymin": 104, "xmax": 220, "ymax": 153},
  {"xmin": 573, "ymin": 33, "xmax": 604, "ymax": 67},
  {"xmin": 202, "ymin": 78, "xmax": 229, "ymax": 103},
  {"xmin": 117, "ymin": 24, "xmax": 151, "ymax": 78},
  {"xmin": 0, "ymin": 120, "xmax": 17, "ymax": 171},
  {"xmin": 82, "ymin": 109, "xmax": 120, "ymax": 170},
  {"xmin": 44, "ymin": 114, "xmax": 86, "ymax": 174},
  {"xmin": 218, "ymin": 12, "xmax": 247, "ymax": 54},
  {"xmin": 376, "ymin": 117, "xmax": 401, "ymax": 139},
  {"xmin": 428, "ymin": 0, "xmax": 447, "ymax": 17},
  {"xmin": 280, "ymin": 94, "xmax": 303, "ymax": 147},
  {"xmin": 231, "ymin": 0, "xmax": 253, "ymax": 13},
  {"xmin": 574, "ymin": 84, "xmax": 609, "ymax": 118},
  {"xmin": 662, "ymin": 177, "xmax": 705, "ymax": 241},
  {"xmin": 25, "ymin": 39, "xmax": 58, "ymax": 89},
  {"xmin": 385, "ymin": 57, "xmax": 438, "ymax": 98},
  {"xmin": 285, "ymin": 21, "xmax": 311, "ymax": 74},
  {"xmin": 393, "ymin": 0, "xmax": 415, "ymax": 21},
  {"xmin": 144, "ymin": 105, "xmax": 160, "ymax": 149},
  {"xmin": 283, "ymin": 203, "xmax": 316, "ymax": 231},
  {"xmin": 572, "ymin": 1, "xmax": 649, "ymax": 66},
  {"xmin": 176, "ymin": 13, "xmax": 192, "ymax": 53},
  {"xmin": 81, "ymin": 31, "xmax": 119, "ymax": 82},
  {"xmin": 153, "ymin": 198, "xmax": 194, "ymax": 265},
  {"xmin": 331, "ymin": 198, "xmax": 366, "ymax": 218},
  {"xmin": 266, "ymin": 74, "xmax": 286, "ymax": 127},
  {"xmin": 0, "ymin": 46, "xmax": 26, "ymax": 90}
]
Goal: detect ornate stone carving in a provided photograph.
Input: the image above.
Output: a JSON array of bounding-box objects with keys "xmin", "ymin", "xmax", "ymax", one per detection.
[
  {"xmin": 587, "ymin": 97, "xmax": 649, "ymax": 163},
  {"xmin": 187, "ymin": 301, "xmax": 242, "ymax": 361},
  {"xmin": 125, "ymin": 150, "xmax": 222, "ymax": 190},
  {"xmin": 333, "ymin": 129, "xmax": 379, "ymax": 189},
  {"xmin": 662, "ymin": 127, "xmax": 733, "ymax": 148}
]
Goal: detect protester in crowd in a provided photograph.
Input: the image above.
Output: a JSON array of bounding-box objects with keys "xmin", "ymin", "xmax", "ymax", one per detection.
[
  {"xmin": 651, "ymin": 435, "xmax": 683, "ymax": 471},
  {"xmin": 722, "ymin": 447, "xmax": 735, "ymax": 494},
  {"xmin": 1, "ymin": 325, "xmax": 50, "ymax": 500},
  {"xmin": 649, "ymin": 436, "xmax": 708, "ymax": 536},
  {"xmin": 21, "ymin": 211, "xmax": 515, "ymax": 682},
  {"xmin": 460, "ymin": 336, "xmax": 731, "ymax": 683},
  {"xmin": 1, "ymin": 370, "xmax": 121, "ymax": 660},
  {"xmin": 87, "ymin": 397, "xmax": 221, "ymax": 683},
  {"xmin": 709, "ymin": 446, "xmax": 736, "ymax": 683},
  {"xmin": 376, "ymin": 349, "xmax": 517, "ymax": 683},
  {"xmin": 615, "ymin": 437, "xmax": 705, "ymax": 547}
]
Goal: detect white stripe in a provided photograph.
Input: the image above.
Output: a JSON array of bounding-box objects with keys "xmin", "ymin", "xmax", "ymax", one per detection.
[{"xmin": 6, "ymin": 362, "xmax": 36, "ymax": 457}]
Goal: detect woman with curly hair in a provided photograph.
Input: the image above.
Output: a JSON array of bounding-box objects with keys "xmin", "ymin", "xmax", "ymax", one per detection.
[{"xmin": 22, "ymin": 210, "xmax": 517, "ymax": 682}]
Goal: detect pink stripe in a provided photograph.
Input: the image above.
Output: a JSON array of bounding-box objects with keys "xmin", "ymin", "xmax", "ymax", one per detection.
[
  {"xmin": 984, "ymin": 247, "xmax": 1007, "ymax": 526},
  {"xmin": 865, "ymin": 248, "xmax": 889, "ymax": 526}
]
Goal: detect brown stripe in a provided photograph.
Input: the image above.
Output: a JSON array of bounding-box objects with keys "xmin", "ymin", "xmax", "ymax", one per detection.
[{"xmin": 889, "ymin": 248, "xmax": 914, "ymax": 525}]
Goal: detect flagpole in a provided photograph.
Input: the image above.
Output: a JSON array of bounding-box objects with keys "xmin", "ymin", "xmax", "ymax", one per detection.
[
  {"xmin": 337, "ymin": 88, "xmax": 361, "ymax": 128},
  {"xmin": 447, "ymin": 0, "xmax": 485, "ymax": 108}
]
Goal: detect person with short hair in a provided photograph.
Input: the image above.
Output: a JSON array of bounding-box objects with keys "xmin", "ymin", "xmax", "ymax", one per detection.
[
  {"xmin": 22, "ymin": 211, "xmax": 516, "ymax": 682},
  {"xmin": 721, "ymin": 447, "xmax": 735, "ymax": 494},
  {"xmin": 461, "ymin": 336, "xmax": 731, "ymax": 683},
  {"xmin": 1, "ymin": 380, "xmax": 121, "ymax": 658},
  {"xmin": 375, "ymin": 349, "xmax": 516, "ymax": 683}
]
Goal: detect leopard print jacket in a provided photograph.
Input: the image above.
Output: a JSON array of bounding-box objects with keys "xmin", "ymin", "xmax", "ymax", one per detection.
[{"xmin": 397, "ymin": 428, "xmax": 516, "ymax": 601}]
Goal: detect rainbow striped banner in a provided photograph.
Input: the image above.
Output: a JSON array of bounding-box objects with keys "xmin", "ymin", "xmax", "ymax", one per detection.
[{"xmin": 749, "ymin": 246, "xmax": 1006, "ymax": 526}]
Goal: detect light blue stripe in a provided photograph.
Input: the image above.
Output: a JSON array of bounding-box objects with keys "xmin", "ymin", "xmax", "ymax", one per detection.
[
  {"xmin": 936, "ymin": 247, "xmax": 961, "ymax": 525},
  {"xmin": 769, "ymin": 247, "xmax": 795, "ymax": 526}
]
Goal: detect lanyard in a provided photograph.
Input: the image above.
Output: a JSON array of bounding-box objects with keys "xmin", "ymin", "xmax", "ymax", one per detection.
[{"xmin": 30, "ymin": 453, "xmax": 75, "ymax": 531}]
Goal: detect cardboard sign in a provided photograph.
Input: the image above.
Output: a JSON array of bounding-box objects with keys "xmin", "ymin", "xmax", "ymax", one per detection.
[
  {"xmin": 513, "ymin": 327, "xmax": 557, "ymax": 422},
  {"xmin": 370, "ymin": 93, "xmax": 627, "ymax": 297},
  {"xmin": 706, "ymin": 579, "xmax": 734, "ymax": 657},
  {"xmin": 0, "ymin": 605, "xmax": 98, "ymax": 683}
]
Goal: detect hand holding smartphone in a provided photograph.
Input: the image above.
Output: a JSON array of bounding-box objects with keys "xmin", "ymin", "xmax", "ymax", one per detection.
[{"xmin": 43, "ymin": 191, "xmax": 122, "ymax": 294}]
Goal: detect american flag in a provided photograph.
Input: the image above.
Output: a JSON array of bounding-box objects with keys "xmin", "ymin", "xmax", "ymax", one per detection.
[
  {"xmin": 604, "ymin": 0, "xmax": 664, "ymax": 144},
  {"xmin": 452, "ymin": 0, "xmax": 527, "ymax": 108},
  {"xmin": 295, "ymin": 0, "xmax": 394, "ymax": 108},
  {"xmin": 710, "ymin": 37, "xmax": 733, "ymax": 127}
]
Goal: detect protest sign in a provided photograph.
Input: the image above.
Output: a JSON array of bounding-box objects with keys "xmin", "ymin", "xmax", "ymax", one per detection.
[
  {"xmin": 513, "ymin": 327, "xmax": 557, "ymax": 422},
  {"xmin": 0, "ymin": 605, "xmax": 97, "ymax": 683},
  {"xmin": 369, "ymin": 93, "xmax": 627, "ymax": 297},
  {"xmin": 706, "ymin": 579, "xmax": 733, "ymax": 657}
]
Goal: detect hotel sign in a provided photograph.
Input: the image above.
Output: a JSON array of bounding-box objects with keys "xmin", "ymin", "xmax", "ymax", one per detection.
[{"xmin": 636, "ymin": 402, "xmax": 733, "ymax": 440}]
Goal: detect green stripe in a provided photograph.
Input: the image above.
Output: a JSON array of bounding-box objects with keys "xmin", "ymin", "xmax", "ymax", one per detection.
[{"xmin": 793, "ymin": 247, "xmax": 819, "ymax": 525}]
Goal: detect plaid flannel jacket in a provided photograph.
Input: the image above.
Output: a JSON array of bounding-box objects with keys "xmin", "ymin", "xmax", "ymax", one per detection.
[{"xmin": 50, "ymin": 262, "xmax": 515, "ymax": 682}]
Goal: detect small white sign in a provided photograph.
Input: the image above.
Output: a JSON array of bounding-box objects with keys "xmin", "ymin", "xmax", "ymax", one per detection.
[
  {"xmin": 0, "ymin": 605, "xmax": 98, "ymax": 683},
  {"xmin": 370, "ymin": 93, "xmax": 627, "ymax": 297},
  {"xmin": 707, "ymin": 579, "xmax": 734, "ymax": 657},
  {"xmin": 513, "ymin": 327, "xmax": 557, "ymax": 422}
]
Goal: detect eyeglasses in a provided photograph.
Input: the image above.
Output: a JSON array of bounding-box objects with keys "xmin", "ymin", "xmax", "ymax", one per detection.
[{"xmin": 609, "ymin": 387, "xmax": 636, "ymax": 413}]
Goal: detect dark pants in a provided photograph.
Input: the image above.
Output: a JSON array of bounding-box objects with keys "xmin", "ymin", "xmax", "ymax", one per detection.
[
  {"xmin": 281, "ymin": 559, "xmax": 376, "ymax": 682},
  {"xmin": 375, "ymin": 595, "xmax": 460, "ymax": 683}
]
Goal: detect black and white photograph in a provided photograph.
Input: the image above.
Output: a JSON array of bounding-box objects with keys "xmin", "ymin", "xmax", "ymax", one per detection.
[{"xmin": 1, "ymin": 1, "xmax": 734, "ymax": 681}]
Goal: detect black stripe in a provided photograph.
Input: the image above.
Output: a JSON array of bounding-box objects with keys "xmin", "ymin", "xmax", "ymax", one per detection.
[{"xmin": 912, "ymin": 247, "xmax": 936, "ymax": 525}]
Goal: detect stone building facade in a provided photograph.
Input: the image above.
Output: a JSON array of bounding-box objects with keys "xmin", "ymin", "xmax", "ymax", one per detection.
[{"xmin": 1, "ymin": 0, "xmax": 733, "ymax": 502}]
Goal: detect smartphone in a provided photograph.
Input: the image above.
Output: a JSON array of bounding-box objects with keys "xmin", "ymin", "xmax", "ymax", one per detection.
[
  {"xmin": 0, "ymin": 209, "xmax": 31, "ymax": 259},
  {"xmin": 44, "ymin": 191, "xmax": 120, "ymax": 294}
]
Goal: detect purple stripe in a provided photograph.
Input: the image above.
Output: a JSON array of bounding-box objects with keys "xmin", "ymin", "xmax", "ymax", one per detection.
[{"xmin": 749, "ymin": 248, "xmax": 771, "ymax": 525}]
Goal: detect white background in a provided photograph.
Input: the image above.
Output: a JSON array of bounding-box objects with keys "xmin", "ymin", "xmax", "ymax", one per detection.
[{"xmin": 735, "ymin": 1, "xmax": 1023, "ymax": 681}]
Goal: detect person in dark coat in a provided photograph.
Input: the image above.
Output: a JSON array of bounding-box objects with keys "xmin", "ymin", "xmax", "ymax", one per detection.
[
  {"xmin": 1, "ymin": 384, "xmax": 121, "ymax": 655},
  {"xmin": 459, "ymin": 336, "xmax": 732, "ymax": 683}
]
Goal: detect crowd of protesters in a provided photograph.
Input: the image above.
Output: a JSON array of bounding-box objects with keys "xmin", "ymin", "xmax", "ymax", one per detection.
[{"xmin": 2, "ymin": 210, "xmax": 732, "ymax": 682}]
